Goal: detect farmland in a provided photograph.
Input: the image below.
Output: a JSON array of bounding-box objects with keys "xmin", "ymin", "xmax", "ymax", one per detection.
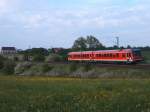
[{"xmin": 1, "ymin": 76, "xmax": 150, "ymax": 112}]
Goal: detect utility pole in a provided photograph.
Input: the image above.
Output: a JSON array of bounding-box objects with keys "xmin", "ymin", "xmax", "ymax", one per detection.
[{"xmin": 116, "ymin": 37, "xmax": 119, "ymax": 48}]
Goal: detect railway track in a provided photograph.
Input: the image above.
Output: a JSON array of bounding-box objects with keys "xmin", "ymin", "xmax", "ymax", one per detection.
[{"xmin": 47, "ymin": 62, "xmax": 150, "ymax": 69}]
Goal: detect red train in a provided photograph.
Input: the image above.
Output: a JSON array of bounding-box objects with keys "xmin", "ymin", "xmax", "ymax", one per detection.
[{"xmin": 68, "ymin": 49, "xmax": 143, "ymax": 64}]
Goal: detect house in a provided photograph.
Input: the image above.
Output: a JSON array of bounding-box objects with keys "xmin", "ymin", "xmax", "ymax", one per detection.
[{"xmin": 1, "ymin": 47, "xmax": 17, "ymax": 55}]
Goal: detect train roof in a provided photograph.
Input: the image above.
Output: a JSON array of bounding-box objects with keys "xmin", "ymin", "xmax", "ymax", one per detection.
[{"xmin": 68, "ymin": 49, "xmax": 136, "ymax": 55}]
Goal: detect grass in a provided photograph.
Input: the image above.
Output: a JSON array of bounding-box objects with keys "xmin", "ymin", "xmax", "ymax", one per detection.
[
  {"xmin": 142, "ymin": 50, "xmax": 150, "ymax": 63},
  {"xmin": 1, "ymin": 76, "xmax": 150, "ymax": 112}
]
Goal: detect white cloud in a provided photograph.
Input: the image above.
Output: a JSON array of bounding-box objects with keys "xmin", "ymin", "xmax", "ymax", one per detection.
[
  {"xmin": 0, "ymin": 0, "xmax": 19, "ymax": 15},
  {"xmin": 0, "ymin": 0, "xmax": 150, "ymax": 48},
  {"xmin": 0, "ymin": 0, "xmax": 9, "ymax": 13}
]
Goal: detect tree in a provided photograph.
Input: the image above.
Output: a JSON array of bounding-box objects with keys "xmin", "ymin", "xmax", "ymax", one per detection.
[
  {"xmin": 72, "ymin": 36, "xmax": 105, "ymax": 51},
  {"xmin": 86, "ymin": 35, "xmax": 104, "ymax": 50},
  {"xmin": 72, "ymin": 37, "xmax": 87, "ymax": 51},
  {"xmin": 127, "ymin": 45, "xmax": 131, "ymax": 49},
  {"xmin": 20, "ymin": 48, "xmax": 49, "ymax": 56}
]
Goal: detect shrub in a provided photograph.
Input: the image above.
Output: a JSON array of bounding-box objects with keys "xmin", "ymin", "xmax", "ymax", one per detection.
[
  {"xmin": 15, "ymin": 62, "xmax": 33, "ymax": 74},
  {"xmin": 3, "ymin": 60, "xmax": 16, "ymax": 75},
  {"xmin": 45, "ymin": 54, "xmax": 62, "ymax": 62},
  {"xmin": 69, "ymin": 63, "xmax": 78, "ymax": 72},
  {"xmin": 33, "ymin": 54, "xmax": 45, "ymax": 62},
  {"xmin": 42, "ymin": 64, "xmax": 53, "ymax": 73},
  {"xmin": 0, "ymin": 55, "xmax": 5, "ymax": 69},
  {"xmin": 83, "ymin": 64, "xmax": 92, "ymax": 72}
]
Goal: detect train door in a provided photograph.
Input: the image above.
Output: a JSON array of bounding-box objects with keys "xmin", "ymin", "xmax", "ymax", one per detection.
[
  {"xmin": 90, "ymin": 52, "xmax": 93, "ymax": 61},
  {"xmin": 126, "ymin": 53, "xmax": 133, "ymax": 63}
]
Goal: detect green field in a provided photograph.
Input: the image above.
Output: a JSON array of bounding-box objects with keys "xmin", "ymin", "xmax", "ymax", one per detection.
[{"xmin": 1, "ymin": 76, "xmax": 150, "ymax": 112}]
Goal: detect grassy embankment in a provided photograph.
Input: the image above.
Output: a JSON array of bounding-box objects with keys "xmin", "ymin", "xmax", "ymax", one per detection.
[
  {"xmin": 1, "ymin": 76, "xmax": 150, "ymax": 112},
  {"xmin": 142, "ymin": 50, "xmax": 150, "ymax": 63}
]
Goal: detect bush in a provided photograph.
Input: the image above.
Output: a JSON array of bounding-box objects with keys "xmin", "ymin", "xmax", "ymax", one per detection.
[
  {"xmin": 33, "ymin": 54, "xmax": 45, "ymax": 62},
  {"xmin": 3, "ymin": 60, "xmax": 16, "ymax": 75},
  {"xmin": 69, "ymin": 63, "xmax": 78, "ymax": 72},
  {"xmin": 45, "ymin": 54, "xmax": 63, "ymax": 62},
  {"xmin": 0, "ymin": 60, "xmax": 4, "ymax": 70},
  {"xmin": 42, "ymin": 64, "xmax": 53, "ymax": 73},
  {"xmin": 0, "ymin": 55, "xmax": 5, "ymax": 69},
  {"xmin": 83, "ymin": 64, "xmax": 92, "ymax": 72},
  {"xmin": 15, "ymin": 62, "xmax": 33, "ymax": 74}
]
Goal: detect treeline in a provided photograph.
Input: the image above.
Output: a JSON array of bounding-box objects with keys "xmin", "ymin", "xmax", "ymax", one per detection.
[{"xmin": 18, "ymin": 35, "xmax": 150, "ymax": 62}]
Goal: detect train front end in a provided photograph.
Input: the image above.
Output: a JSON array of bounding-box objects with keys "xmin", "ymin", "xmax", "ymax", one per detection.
[{"xmin": 132, "ymin": 49, "xmax": 144, "ymax": 63}]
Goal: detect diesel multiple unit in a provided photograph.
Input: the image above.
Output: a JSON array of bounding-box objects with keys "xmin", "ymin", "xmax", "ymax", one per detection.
[{"xmin": 68, "ymin": 49, "xmax": 143, "ymax": 64}]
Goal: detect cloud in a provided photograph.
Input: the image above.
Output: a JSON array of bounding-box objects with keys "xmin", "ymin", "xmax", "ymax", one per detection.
[
  {"xmin": 0, "ymin": 0, "xmax": 150, "ymax": 48},
  {"xmin": 0, "ymin": 0, "xmax": 10, "ymax": 14}
]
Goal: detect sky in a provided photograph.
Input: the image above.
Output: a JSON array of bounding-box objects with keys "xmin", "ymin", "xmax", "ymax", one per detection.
[{"xmin": 0, "ymin": 0, "xmax": 150, "ymax": 49}]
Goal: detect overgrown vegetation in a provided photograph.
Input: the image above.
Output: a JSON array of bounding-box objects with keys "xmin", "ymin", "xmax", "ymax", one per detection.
[
  {"xmin": 7, "ymin": 62, "xmax": 150, "ymax": 78},
  {"xmin": 41, "ymin": 64, "xmax": 53, "ymax": 73},
  {"xmin": 142, "ymin": 50, "xmax": 150, "ymax": 63},
  {"xmin": 1, "ymin": 76, "xmax": 150, "ymax": 112},
  {"xmin": 45, "ymin": 54, "xmax": 63, "ymax": 62},
  {"xmin": 0, "ymin": 55, "xmax": 5, "ymax": 69},
  {"xmin": 2, "ymin": 60, "xmax": 16, "ymax": 75},
  {"xmin": 0, "ymin": 55, "xmax": 16, "ymax": 75}
]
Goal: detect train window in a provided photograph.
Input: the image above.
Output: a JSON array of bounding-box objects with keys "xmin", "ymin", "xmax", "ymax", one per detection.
[
  {"xmin": 110, "ymin": 54, "xmax": 112, "ymax": 57},
  {"xmin": 113, "ymin": 54, "xmax": 116, "ymax": 58},
  {"xmin": 85, "ymin": 54, "xmax": 87, "ymax": 58},
  {"xmin": 116, "ymin": 53, "xmax": 119, "ymax": 57},
  {"xmin": 133, "ymin": 50, "xmax": 141, "ymax": 57},
  {"xmin": 122, "ymin": 54, "xmax": 126, "ymax": 58},
  {"xmin": 86, "ymin": 54, "xmax": 88, "ymax": 58},
  {"xmin": 129, "ymin": 53, "xmax": 131, "ymax": 57},
  {"xmin": 99, "ymin": 54, "xmax": 101, "ymax": 57}
]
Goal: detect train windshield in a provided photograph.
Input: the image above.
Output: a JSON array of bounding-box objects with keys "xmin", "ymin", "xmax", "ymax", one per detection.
[{"xmin": 133, "ymin": 49, "xmax": 141, "ymax": 57}]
